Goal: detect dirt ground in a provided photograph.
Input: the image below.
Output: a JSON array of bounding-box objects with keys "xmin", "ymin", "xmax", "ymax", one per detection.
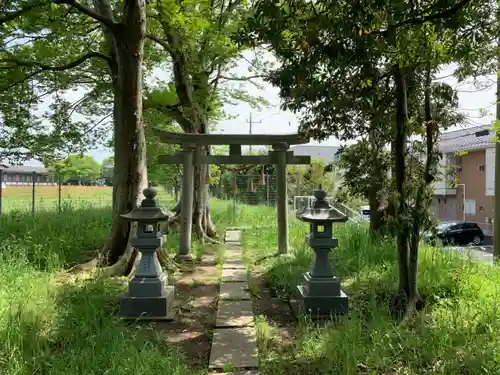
[{"xmin": 155, "ymin": 248, "xmax": 221, "ymax": 373}]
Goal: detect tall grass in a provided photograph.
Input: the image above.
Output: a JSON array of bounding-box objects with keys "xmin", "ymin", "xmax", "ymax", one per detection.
[
  {"xmin": 0, "ymin": 185, "xmax": 176, "ymax": 213},
  {"xmin": 242, "ymin": 204, "xmax": 500, "ymax": 374},
  {"xmin": 0, "ymin": 204, "xmax": 198, "ymax": 375},
  {"xmin": 2, "ymin": 196, "xmax": 499, "ymax": 375}
]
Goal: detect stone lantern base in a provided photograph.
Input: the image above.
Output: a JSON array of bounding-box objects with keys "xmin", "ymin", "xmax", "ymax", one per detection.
[
  {"xmin": 295, "ymin": 272, "xmax": 348, "ymax": 318},
  {"xmin": 120, "ymin": 273, "xmax": 176, "ymax": 320}
]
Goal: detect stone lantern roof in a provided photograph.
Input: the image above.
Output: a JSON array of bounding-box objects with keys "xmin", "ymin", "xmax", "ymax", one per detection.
[
  {"xmin": 296, "ymin": 187, "xmax": 348, "ymax": 224},
  {"xmin": 121, "ymin": 187, "xmax": 169, "ymax": 223}
]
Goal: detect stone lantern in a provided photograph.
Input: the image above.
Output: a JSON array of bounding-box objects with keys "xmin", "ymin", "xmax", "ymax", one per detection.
[
  {"xmin": 295, "ymin": 186, "xmax": 349, "ymax": 318},
  {"xmin": 120, "ymin": 186, "xmax": 175, "ymax": 320}
]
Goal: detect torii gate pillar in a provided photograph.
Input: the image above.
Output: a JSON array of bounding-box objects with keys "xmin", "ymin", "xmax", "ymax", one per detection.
[
  {"xmin": 273, "ymin": 142, "xmax": 289, "ymax": 254},
  {"xmin": 179, "ymin": 146, "xmax": 195, "ymax": 262}
]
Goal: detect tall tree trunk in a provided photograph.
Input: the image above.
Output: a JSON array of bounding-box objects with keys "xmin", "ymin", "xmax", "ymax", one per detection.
[
  {"xmin": 407, "ymin": 64, "xmax": 435, "ymax": 311},
  {"xmin": 94, "ymin": 0, "xmax": 147, "ymax": 271},
  {"xmin": 394, "ymin": 66, "xmax": 410, "ymax": 299},
  {"xmin": 107, "ymin": 0, "xmax": 148, "ymax": 261},
  {"xmin": 170, "ymin": 146, "xmax": 217, "ymax": 241},
  {"xmin": 368, "ymin": 188, "xmax": 383, "ymax": 233},
  {"xmin": 368, "ymin": 129, "xmax": 384, "ymax": 234}
]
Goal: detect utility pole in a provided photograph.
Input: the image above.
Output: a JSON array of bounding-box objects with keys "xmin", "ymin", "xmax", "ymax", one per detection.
[
  {"xmin": 495, "ymin": 33, "xmax": 500, "ymax": 262},
  {"xmin": 246, "ymin": 113, "xmax": 262, "ymax": 154}
]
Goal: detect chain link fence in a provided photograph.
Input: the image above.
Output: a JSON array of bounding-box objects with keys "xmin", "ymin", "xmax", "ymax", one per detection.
[
  {"xmin": 210, "ymin": 172, "xmax": 361, "ymax": 224},
  {"xmin": 0, "ymin": 172, "xmax": 113, "ymax": 215}
]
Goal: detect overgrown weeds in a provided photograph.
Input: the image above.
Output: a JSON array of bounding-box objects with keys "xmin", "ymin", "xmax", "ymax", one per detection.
[
  {"xmin": 0, "ymin": 204, "xmax": 199, "ymax": 375},
  {"xmin": 243, "ymin": 206, "xmax": 500, "ymax": 374}
]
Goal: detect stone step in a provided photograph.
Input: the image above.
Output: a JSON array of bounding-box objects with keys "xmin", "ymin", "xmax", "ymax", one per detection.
[
  {"xmin": 225, "ymin": 230, "xmax": 242, "ymax": 243},
  {"xmin": 223, "ymin": 260, "xmax": 245, "ymax": 270},
  {"xmin": 219, "ymin": 282, "xmax": 251, "ymax": 300},
  {"xmin": 225, "ymin": 243, "xmax": 243, "ymax": 251},
  {"xmin": 222, "ymin": 268, "xmax": 247, "ymax": 283},
  {"xmin": 225, "ymin": 250, "xmax": 243, "ymax": 261},
  {"xmin": 209, "ymin": 327, "xmax": 259, "ymax": 369},
  {"xmin": 216, "ymin": 300, "xmax": 254, "ymax": 328}
]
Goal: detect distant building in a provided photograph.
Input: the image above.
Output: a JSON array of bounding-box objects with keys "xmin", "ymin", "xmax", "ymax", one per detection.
[
  {"xmin": 432, "ymin": 125, "xmax": 495, "ymax": 233},
  {"xmin": 0, "ymin": 162, "xmax": 56, "ymax": 186},
  {"xmin": 289, "ymin": 145, "xmax": 341, "ymax": 164}
]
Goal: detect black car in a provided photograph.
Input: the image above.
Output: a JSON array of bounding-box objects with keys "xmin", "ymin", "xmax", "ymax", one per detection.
[{"xmin": 425, "ymin": 221, "xmax": 484, "ymax": 246}]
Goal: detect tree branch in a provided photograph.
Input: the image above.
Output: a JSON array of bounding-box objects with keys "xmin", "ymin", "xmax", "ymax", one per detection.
[
  {"xmin": 52, "ymin": 0, "xmax": 116, "ymax": 30},
  {"xmin": 394, "ymin": 0, "xmax": 472, "ymax": 29},
  {"xmin": 146, "ymin": 33, "xmax": 174, "ymax": 56},
  {"xmin": 0, "ymin": 52, "xmax": 111, "ymax": 92},
  {"xmin": 145, "ymin": 101, "xmax": 194, "ymax": 131},
  {"xmin": 1, "ymin": 51, "xmax": 111, "ymax": 70},
  {"xmin": 215, "ymin": 74, "xmax": 268, "ymax": 89},
  {"xmin": 218, "ymin": 74, "xmax": 268, "ymax": 82},
  {"xmin": 0, "ymin": 0, "xmax": 49, "ymax": 25},
  {"xmin": 364, "ymin": 0, "xmax": 473, "ymax": 37}
]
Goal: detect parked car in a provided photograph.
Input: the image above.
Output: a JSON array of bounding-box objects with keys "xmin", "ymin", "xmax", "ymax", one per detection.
[
  {"xmin": 424, "ymin": 221, "xmax": 484, "ymax": 246},
  {"xmin": 359, "ymin": 205, "xmax": 370, "ymax": 221}
]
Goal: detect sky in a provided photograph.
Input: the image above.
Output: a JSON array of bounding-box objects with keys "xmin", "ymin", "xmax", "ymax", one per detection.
[{"xmin": 25, "ymin": 52, "xmax": 499, "ymax": 165}]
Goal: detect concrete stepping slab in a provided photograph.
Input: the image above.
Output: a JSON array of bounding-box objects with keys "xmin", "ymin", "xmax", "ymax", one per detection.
[
  {"xmin": 223, "ymin": 260, "xmax": 245, "ymax": 270},
  {"xmin": 216, "ymin": 300, "xmax": 254, "ymax": 328},
  {"xmin": 220, "ymin": 283, "xmax": 251, "ymax": 300},
  {"xmin": 226, "ymin": 242, "xmax": 243, "ymax": 250},
  {"xmin": 225, "ymin": 250, "xmax": 243, "ymax": 260},
  {"xmin": 209, "ymin": 327, "xmax": 258, "ymax": 369},
  {"xmin": 222, "ymin": 268, "xmax": 247, "ymax": 282},
  {"xmin": 225, "ymin": 230, "xmax": 242, "ymax": 243}
]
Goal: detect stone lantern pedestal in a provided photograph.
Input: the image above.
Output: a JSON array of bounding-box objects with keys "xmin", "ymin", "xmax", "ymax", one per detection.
[
  {"xmin": 295, "ymin": 187, "xmax": 349, "ymax": 318},
  {"xmin": 120, "ymin": 187, "xmax": 175, "ymax": 320}
]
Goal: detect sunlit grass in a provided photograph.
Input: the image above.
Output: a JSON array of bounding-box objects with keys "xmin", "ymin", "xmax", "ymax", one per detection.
[
  {"xmin": 2, "ymin": 195, "xmax": 499, "ymax": 375},
  {"xmin": 1, "ymin": 185, "xmax": 176, "ymax": 213},
  {"xmin": 0, "ymin": 201, "xmax": 195, "ymax": 375},
  {"xmin": 242, "ymin": 204, "xmax": 500, "ymax": 374}
]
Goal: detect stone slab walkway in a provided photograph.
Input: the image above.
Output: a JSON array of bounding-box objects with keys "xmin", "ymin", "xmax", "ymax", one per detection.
[{"xmin": 208, "ymin": 229, "xmax": 259, "ymax": 374}]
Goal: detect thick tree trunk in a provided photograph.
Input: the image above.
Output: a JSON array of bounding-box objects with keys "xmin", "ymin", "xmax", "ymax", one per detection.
[
  {"xmin": 72, "ymin": 0, "xmax": 148, "ymax": 275},
  {"xmin": 394, "ymin": 66, "xmax": 410, "ymax": 300},
  {"xmin": 368, "ymin": 188, "xmax": 384, "ymax": 233},
  {"xmin": 169, "ymin": 155, "xmax": 218, "ymax": 242},
  {"xmin": 105, "ymin": 3, "xmax": 148, "ymax": 265}
]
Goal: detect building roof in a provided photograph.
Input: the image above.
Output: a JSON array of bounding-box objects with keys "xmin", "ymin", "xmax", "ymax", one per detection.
[
  {"xmin": 290, "ymin": 145, "xmax": 341, "ymax": 163},
  {"xmin": 438, "ymin": 125, "xmax": 494, "ymax": 153},
  {"xmin": 0, "ymin": 164, "xmax": 49, "ymax": 174}
]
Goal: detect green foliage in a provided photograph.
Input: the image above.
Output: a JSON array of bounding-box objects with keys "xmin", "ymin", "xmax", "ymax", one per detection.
[
  {"xmin": 100, "ymin": 156, "xmax": 114, "ymax": 179},
  {"xmin": 46, "ymin": 154, "xmax": 101, "ymax": 182},
  {"xmin": 242, "ymin": 208, "xmax": 500, "ymax": 374},
  {"xmin": 338, "ymin": 140, "xmax": 391, "ymax": 202},
  {"xmin": 0, "ymin": 2, "xmax": 116, "ymax": 161},
  {"xmin": 288, "ymin": 159, "xmax": 341, "ymax": 197},
  {"xmin": 0, "ymin": 0, "xmax": 269, "ymax": 167},
  {"xmin": 145, "ymin": 0, "xmax": 270, "ymax": 137}
]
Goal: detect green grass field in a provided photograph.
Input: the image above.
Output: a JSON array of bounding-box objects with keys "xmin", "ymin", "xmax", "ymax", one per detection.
[
  {"xmin": 0, "ymin": 185, "xmax": 179, "ymax": 213},
  {"xmin": 0, "ymin": 196, "xmax": 499, "ymax": 374}
]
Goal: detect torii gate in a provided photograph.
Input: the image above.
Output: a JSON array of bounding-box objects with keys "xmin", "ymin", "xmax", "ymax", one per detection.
[{"xmin": 154, "ymin": 130, "xmax": 311, "ymax": 260}]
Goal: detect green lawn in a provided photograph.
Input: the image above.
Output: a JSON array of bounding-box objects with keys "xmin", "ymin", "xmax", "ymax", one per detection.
[{"xmin": 0, "ymin": 185, "xmax": 177, "ymax": 213}]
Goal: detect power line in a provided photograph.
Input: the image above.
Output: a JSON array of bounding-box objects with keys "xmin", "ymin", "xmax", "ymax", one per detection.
[{"xmin": 246, "ymin": 113, "xmax": 262, "ymax": 153}]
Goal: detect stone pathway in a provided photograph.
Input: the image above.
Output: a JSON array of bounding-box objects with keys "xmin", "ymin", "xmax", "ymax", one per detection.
[{"xmin": 208, "ymin": 229, "xmax": 259, "ymax": 375}]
